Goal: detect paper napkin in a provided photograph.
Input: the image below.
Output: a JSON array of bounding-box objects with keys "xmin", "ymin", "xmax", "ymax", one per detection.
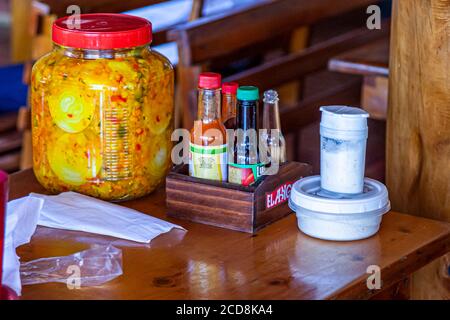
[
  {"xmin": 2, "ymin": 191, "xmax": 186, "ymax": 295},
  {"xmin": 31, "ymin": 191, "xmax": 185, "ymax": 243}
]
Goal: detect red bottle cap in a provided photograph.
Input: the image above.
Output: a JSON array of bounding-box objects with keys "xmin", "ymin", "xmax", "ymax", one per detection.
[
  {"xmin": 52, "ymin": 13, "xmax": 152, "ymax": 50},
  {"xmin": 222, "ymin": 82, "xmax": 239, "ymax": 94},
  {"xmin": 198, "ymin": 72, "xmax": 222, "ymax": 89}
]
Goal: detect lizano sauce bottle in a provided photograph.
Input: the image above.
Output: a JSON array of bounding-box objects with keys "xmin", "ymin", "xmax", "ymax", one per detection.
[
  {"xmin": 189, "ymin": 73, "xmax": 228, "ymax": 181},
  {"xmin": 228, "ymin": 86, "xmax": 264, "ymax": 186}
]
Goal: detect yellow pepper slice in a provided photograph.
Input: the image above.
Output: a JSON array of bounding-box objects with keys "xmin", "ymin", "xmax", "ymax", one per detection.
[
  {"xmin": 146, "ymin": 132, "xmax": 171, "ymax": 178},
  {"xmin": 48, "ymin": 86, "xmax": 95, "ymax": 133},
  {"xmin": 47, "ymin": 132, "xmax": 101, "ymax": 186}
]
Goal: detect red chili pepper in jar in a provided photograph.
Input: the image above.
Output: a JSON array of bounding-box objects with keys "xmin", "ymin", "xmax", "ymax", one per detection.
[{"xmin": 111, "ymin": 95, "xmax": 127, "ymax": 103}]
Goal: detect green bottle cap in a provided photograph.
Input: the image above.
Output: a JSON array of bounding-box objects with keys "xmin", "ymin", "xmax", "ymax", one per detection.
[{"xmin": 237, "ymin": 86, "xmax": 259, "ymax": 101}]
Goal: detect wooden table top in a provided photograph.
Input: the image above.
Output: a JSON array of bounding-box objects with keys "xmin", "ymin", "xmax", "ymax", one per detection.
[
  {"xmin": 10, "ymin": 169, "xmax": 450, "ymax": 300},
  {"xmin": 328, "ymin": 38, "xmax": 389, "ymax": 77}
]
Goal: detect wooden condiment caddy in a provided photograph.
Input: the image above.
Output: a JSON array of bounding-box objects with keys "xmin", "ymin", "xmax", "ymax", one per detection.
[{"xmin": 166, "ymin": 162, "xmax": 312, "ymax": 233}]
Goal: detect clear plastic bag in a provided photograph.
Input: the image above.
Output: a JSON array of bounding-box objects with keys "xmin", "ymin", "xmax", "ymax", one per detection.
[{"xmin": 20, "ymin": 244, "xmax": 122, "ymax": 287}]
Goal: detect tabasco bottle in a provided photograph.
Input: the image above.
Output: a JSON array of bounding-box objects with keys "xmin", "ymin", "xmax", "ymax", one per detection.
[
  {"xmin": 261, "ymin": 90, "xmax": 286, "ymax": 166},
  {"xmin": 189, "ymin": 72, "xmax": 228, "ymax": 181},
  {"xmin": 221, "ymin": 82, "xmax": 239, "ymax": 129},
  {"xmin": 228, "ymin": 86, "xmax": 265, "ymax": 186}
]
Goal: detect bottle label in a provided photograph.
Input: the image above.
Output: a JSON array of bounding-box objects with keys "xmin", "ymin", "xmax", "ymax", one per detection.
[
  {"xmin": 189, "ymin": 143, "xmax": 228, "ymax": 181},
  {"xmin": 228, "ymin": 162, "xmax": 265, "ymax": 186}
]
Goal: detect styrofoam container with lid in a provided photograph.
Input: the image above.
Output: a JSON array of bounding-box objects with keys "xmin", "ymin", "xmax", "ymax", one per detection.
[
  {"xmin": 289, "ymin": 175, "xmax": 390, "ymax": 241},
  {"xmin": 320, "ymin": 106, "xmax": 369, "ymax": 194}
]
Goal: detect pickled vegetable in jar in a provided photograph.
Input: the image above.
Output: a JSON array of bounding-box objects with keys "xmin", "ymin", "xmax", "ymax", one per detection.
[{"xmin": 31, "ymin": 14, "xmax": 174, "ymax": 201}]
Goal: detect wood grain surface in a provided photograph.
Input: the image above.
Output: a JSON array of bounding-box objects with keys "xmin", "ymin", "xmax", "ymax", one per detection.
[
  {"xmin": 327, "ymin": 36, "xmax": 389, "ymax": 120},
  {"xmin": 166, "ymin": 162, "xmax": 312, "ymax": 233},
  {"xmin": 39, "ymin": 0, "xmax": 167, "ymax": 16},
  {"xmin": 328, "ymin": 38, "xmax": 389, "ymax": 77},
  {"xmin": 170, "ymin": 0, "xmax": 375, "ymax": 128},
  {"xmin": 388, "ymin": 0, "xmax": 450, "ymax": 299},
  {"xmin": 8, "ymin": 169, "xmax": 450, "ymax": 300}
]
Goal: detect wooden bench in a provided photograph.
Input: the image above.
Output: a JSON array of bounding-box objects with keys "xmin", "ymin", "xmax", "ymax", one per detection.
[
  {"xmin": 0, "ymin": 113, "xmax": 21, "ymax": 172},
  {"xmin": 190, "ymin": 24, "xmax": 387, "ymax": 163},
  {"xmin": 225, "ymin": 24, "xmax": 389, "ymax": 130},
  {"xmin": 328, "ymin": 35, "xmax": 389, "ymax": 181},
  {"xmin": 169, "ymin": 0, "xmax": 377, "ymax": 129},
  {"xmin": 38, "ymin": 0, "xmax": 207, "ymax": 46},
  {"xmin": 329, "ymin": 37, "xmax": 389, "ymax": 120}
]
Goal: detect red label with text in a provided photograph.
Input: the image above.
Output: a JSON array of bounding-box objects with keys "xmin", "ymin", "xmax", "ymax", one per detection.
[{"xmin": 265, "ymin": 181, "xmax": 293, "ymax": 209}]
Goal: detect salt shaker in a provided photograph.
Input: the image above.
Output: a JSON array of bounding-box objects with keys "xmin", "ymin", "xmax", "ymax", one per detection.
[{"xmin": 320, "ymin": 106, "xmax": 369, "ymax": 194}]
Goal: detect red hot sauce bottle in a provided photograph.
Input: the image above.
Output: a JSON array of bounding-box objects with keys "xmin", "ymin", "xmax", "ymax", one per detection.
[
  {"xmin": 221, "ymin": 82, "xmax": 238, "ymax": 129},
  {"xmin": 189, "ymin": 73, "xmax": 228, "ymax": 182}
]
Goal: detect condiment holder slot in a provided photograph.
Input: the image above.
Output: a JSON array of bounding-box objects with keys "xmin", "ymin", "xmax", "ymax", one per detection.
[{"xmin": 166, "ymin": 161, "xmax": 312, "ymax": 233}]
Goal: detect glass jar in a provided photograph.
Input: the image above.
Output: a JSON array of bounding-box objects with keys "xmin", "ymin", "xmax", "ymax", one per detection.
[{"xmin": 31, "ymin": 14, "xmax": 174, "ymax": 201}]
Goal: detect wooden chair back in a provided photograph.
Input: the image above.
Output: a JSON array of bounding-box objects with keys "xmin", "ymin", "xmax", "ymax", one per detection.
[
  {"xmin": 234, "ymin": 24, "xmax": 389, "ymax": 163},
  {"xmin": 38, "ymin": 0, "xmax": 168, "ymax": 16},
  {"xmin": 2, "ymin": 1, "xmax": 49, "ymax": 172},
  {"xmin": 0, "ymin": 113, "xmax": 21, "ymax": 172},
  {"xmin": 168, "ymin": 0, "xmax": 376, "ymax": 128},
  {"xmin": 187, "ymin": 23, "xmax": 389, "ymax": 161},
  {"xmin": 225, "ymin": 24, "xmax": 389, "ymax": 131},
  {"xmin": 38, "ymin": 0, "xmax": 206, "ymax": 45}
]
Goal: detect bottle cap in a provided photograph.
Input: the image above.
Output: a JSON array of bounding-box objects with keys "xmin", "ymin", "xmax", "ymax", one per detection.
[
  {"xmin": 320, "ymin": 106, "xmax": 369, "ymax": 139},
  {"xmin": 53, "ymin": 14, "xmax": 152, "ymax": 50},
  {"xmin": 198, "ymin": 73, "xmax": 222, "ymax": 89},
  {"xmin": 222, "ymin": 82, "xmax": 239, "ymax": 94},
  {"xmin": 237, "ymin": 86, "xmax": 259, "ymax": 101},
  {"xmin": 263, "ymin": 90, "xmax": 279, "ymax": 104}
]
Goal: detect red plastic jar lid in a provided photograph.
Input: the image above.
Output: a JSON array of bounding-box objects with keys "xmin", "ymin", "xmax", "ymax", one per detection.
[
  {"xmin": 198, "ymin": 72, "xmax": 222, "ymax": 89},
  {"xmin": 222, "ymin": 82, "xmax": 239, "ymax": 94},
  {"xmin": 52, "ymin": 13, "xmax": 152, "ymax": 50}
]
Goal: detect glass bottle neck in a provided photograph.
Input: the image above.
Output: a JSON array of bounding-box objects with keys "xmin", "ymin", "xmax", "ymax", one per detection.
[
  {"xmin": 222, "ymin": 93, "xmax": 236, "ymax": 121},
  {"xmin": 263, "ymin": 99, "xmax": 281, "ymax": 130},
  {"xmin": 54, "ymin": 44, "xmax": 150, "ymax": 59},
  {"xmin": 236, "ymin": 100, "xmax": 258, "ymax": 131},
  {"xmin": 198, "ymin": 88, "xmax": 221, "ymax": 123}
]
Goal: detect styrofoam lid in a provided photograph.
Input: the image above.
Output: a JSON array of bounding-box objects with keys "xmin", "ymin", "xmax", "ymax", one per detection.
[
  {"xmin": 320, "ymin": 106, "xmax": 369, "ymax": 132},
  {"xmin": 290, "ymin": 175, "xmax": 390, "ymax": 214}
]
